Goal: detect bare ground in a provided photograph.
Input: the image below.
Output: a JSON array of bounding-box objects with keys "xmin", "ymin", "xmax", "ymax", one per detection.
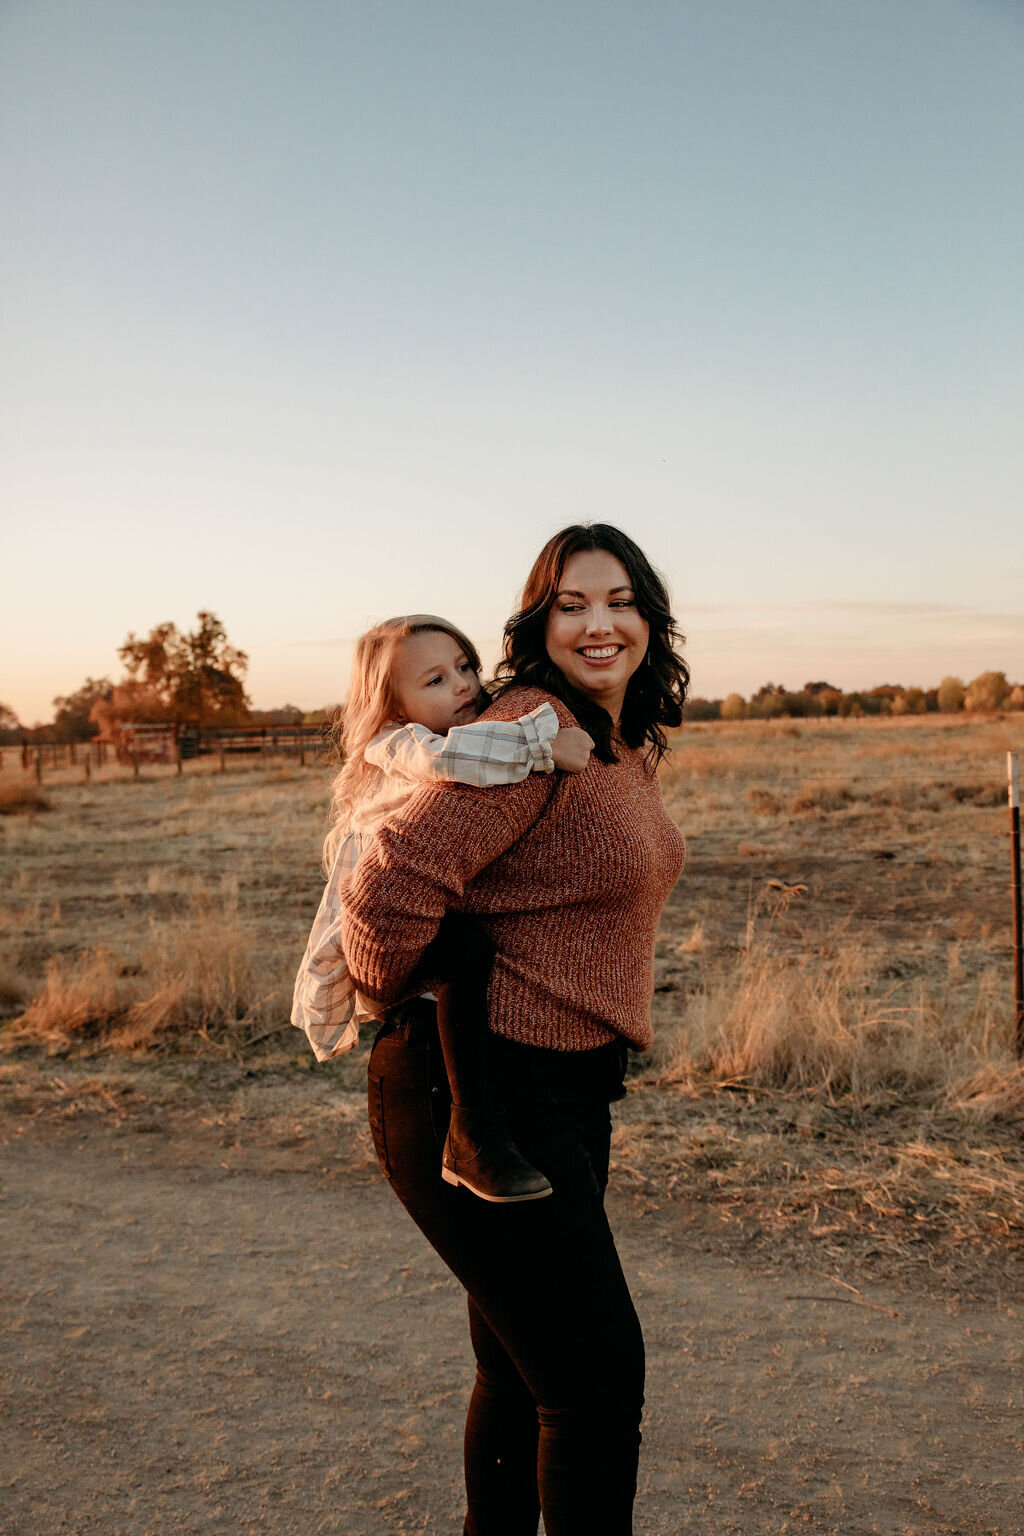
[{"xmin": 2, "ymin": 1066, "xmax": 1023, "ymax": 1536}]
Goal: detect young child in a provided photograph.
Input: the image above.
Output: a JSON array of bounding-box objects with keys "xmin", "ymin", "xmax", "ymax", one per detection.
[{"xmin": 292, "ymin": 613, "xmax": 593, "ymax": 1203}]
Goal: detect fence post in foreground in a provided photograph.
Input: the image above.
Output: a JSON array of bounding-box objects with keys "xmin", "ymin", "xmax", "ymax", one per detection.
[{"xmin": 1010, "ymin": 752, "xmax": 1024, "ymax": 1058}]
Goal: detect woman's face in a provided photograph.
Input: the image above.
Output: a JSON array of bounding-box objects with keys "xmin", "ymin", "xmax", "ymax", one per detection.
[
  {"xmin": 391, "ymin": 630, "xmax": 483, "ymax": 734},
  {"xmin": 544, "ymin": 549, "xmax": 650, "ymax": 721}
]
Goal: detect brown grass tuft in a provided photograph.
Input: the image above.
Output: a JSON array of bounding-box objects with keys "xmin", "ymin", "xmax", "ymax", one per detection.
[
  {"xmin": 7, "ymin": 877, "xmax": 278, "ymax": 1054},
  {"xmin": 791, "ymin": 780, "xmax": 854, "ymax": 814},
  {"xmin": 10, "ymin": 949, "xmax": 124, "ymax": 1047},
  {"xmin": 747, "ymin": 787, "xmax": 783, "ymax": 815},
  {"xmin": 0, "ymin": 782, "xmax": 51, "ymax": 816}
]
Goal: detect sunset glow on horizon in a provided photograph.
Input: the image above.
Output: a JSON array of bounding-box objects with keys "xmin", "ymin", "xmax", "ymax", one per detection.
[{"xmin": 3, "ymin": 1, "xmax": 1022, "ymax": 726}]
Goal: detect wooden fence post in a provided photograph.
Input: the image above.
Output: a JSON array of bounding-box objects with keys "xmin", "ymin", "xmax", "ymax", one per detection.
[
  {"xmin": 1009, "ymin": 752, "xmax": 1023, "ymax": 1058},
  {"xmin": 35, "ymin": 749, "xmax": 43, "ymax": 783}
]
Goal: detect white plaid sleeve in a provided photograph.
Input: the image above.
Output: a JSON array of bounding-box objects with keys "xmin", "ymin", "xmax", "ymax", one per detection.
[
  {"xmin": 290, "ymin": 831, "xmax": 380, "ymax": 1061},
  {"xmin": 364, "ymin": 702, "xmax": 558, "ymax": 788}
]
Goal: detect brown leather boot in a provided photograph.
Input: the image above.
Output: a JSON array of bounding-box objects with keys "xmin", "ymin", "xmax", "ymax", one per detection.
[{"xmin": 441, "ymin": 1108, "xmax": 552, "ymax": 1203}]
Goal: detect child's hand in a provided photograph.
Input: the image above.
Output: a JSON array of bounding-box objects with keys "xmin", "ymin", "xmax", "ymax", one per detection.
[{"xmin": 551, "ymin": 727, "xmax": 594, "ymax": 773}]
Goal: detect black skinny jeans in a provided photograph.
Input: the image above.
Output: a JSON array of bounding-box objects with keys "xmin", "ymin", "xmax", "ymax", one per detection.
[{"xmin": 367, "ymin": 1001, "xmax": 644, "ymax": 1536}]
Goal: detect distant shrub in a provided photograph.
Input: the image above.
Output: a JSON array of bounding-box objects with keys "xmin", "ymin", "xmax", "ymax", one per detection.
[
  {"xmin": 814, "ymin": 688, "xmax": 843, "ymax": 716},
  {"xmin": 964, "ymin": 671, "xmax": 1009, "ymax": 713},
  {"xmin": 780, "ymin": 690, "xmax": 822, "ymax": 718},
  {"xmin": 937, "ymin": 675, "xmax": 965, "ymax": 712},
  {"xmin": 891, "ymin": 689, "xmax": 926, "ymax": 716},
  {"xmin": 720, "ymin": 693, "xmax": 746, "ymax": 721},
  {"xmin": 684, "ymin": 697, "xmax": 721, "ymax": 721},
  {"xmin": 749, "ymin": 691, "xmax": 784, "ymax": 720},
  {"xmin": 1007, "ymin": 686, "xmax": 1024, "ymax": 712}
]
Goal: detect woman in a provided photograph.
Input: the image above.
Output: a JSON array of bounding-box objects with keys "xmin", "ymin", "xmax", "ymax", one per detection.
[{"xmin": 341, "ymin": 523, "xmax": 689, "ymax": 1535}]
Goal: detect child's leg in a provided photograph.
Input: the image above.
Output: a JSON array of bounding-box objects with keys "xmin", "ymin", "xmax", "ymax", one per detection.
[
  {"xmin": 421, "ymin": 912, "xmax": 551, "ymax": 1204},
  {"xmin": 428, "ymin": 912, "xmax": 496, "ymax": 1110}
]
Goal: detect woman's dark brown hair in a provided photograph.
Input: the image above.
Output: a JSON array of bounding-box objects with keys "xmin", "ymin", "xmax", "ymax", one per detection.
[{"xmin": 495, "ymin": 523, "xmax": 689, "ymax": 767}]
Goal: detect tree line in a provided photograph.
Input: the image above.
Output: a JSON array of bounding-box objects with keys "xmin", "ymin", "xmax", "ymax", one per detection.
[
  {"xmin": 2, "ymin": 618, "xmax": 1021, "ymax": 743},
  {"xmin": 683, "ymin": 672, "xmax": 1024, "ymax": 721}
]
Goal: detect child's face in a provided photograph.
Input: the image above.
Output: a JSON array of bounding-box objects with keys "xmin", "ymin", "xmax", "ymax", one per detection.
[{"xmin": 392, "ymin": 630, "xmax": 483, "ymax": 734}]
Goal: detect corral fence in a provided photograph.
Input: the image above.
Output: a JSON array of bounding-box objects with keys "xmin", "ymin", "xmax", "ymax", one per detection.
[{"xmin": 3, "ymin": 722, "xmax": 332, "ymax": 779}]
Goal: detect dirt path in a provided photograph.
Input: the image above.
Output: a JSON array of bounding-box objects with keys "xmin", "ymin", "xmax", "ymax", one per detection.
[{"xmin": 2, "ymin": 1120, "xmax": 1022, "ymax": 1536}]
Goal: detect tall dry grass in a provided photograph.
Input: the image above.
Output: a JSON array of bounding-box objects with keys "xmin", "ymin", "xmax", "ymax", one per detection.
[
  {"xmin": 5, "ymin": 873, "xmax": 276, "ymax": 1054},
  {"xmin": 649, "ymin": 933, "xmax": 1023, "ymax": 1118}
]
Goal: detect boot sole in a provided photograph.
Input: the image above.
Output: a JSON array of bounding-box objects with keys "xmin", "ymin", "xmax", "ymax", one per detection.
[{"xmin": 441, "ymin": 1167, "xmax": 553, "ymax": 1202}]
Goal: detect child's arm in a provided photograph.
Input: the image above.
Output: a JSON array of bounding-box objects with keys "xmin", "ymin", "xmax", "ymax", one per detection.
[
  {"xmin": 365, "ymin": 701, "xmax": 582, "ymax": 789},
  {"xmin": 291, "ymin": 831, "xmax": 376, "ymax": 1061}
]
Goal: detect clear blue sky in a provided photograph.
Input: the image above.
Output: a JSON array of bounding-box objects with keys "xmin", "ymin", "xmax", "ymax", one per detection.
[{"xmin": 3, "ymin": 0, "xmax": 1022, "ymax": 722}]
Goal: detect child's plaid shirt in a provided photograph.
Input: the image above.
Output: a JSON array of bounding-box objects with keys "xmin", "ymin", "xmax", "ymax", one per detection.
[{"xmin": 290, "ymin": 702, "xmax": 558, "ymax": 1061}]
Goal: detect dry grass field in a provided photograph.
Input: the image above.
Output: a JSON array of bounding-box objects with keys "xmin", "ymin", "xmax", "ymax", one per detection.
[
  {"xmin": 5, "ymin": 718, "xmax": 1024, "ymax": 1533},
  {"xmin": 3, "ymin": 714, "xmax": 1024, "ymax": 1292},
  {"xmin": 2, "ymin": 712, "xmax": 1024, "ymax": 1290}
]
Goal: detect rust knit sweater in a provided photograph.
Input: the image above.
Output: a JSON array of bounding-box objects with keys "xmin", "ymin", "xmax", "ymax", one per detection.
[{"xmin": 341, "ymin": 686, "xmax": 687, "ymax": 1052}]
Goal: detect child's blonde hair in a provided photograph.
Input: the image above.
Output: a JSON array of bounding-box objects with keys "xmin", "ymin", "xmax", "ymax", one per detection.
[{"xmin": 323, "ymin": 614, "xmax": 483, "ymax": 872}]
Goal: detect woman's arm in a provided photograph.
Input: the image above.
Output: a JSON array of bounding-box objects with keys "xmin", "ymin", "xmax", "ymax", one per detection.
[
  {"xmin": 364, "ymin": 702, "xmax": 559, "ymax": 786},
  {"xmin": 341, "ymin": 770, "xmax": 554, "ymax": 1007}
]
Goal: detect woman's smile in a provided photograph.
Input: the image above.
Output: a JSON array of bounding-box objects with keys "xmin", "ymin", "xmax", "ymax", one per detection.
[
  {"xmin": 545, "ymin": 548, "xmax": 649, "ymax": 719},
  {"xmin": 577, "ymin": 644, "xmax": 624, "ymax": 664}
]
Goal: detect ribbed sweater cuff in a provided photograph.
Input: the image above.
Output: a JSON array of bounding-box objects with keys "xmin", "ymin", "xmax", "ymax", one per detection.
[{"xmin": 341, "ymin": 915, "xmax": 420, "ymax": 1008}]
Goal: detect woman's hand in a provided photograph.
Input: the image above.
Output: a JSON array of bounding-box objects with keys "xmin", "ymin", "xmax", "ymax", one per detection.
[{"xmin": 551, "ymin": 726, "xmax": 594, "ymax": 773}]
